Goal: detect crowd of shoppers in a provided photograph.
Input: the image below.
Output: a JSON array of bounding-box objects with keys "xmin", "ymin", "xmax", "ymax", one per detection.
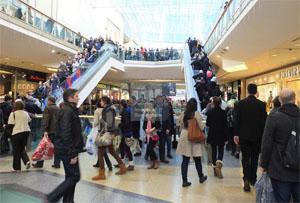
[{"xmin": 124, "ymin": 47, "xmax": 181, "ymax": 61}]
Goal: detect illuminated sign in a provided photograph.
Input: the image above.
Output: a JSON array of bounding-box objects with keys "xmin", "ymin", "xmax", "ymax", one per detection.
[{"xmin": 281, "ymin": 67, "xmax": 299, "ymax": 79}]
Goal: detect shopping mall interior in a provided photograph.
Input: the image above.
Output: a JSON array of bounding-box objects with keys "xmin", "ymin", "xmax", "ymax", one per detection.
[{"xmin": 0, "ymin": 0, "xmax": 299, "ymax": 202}]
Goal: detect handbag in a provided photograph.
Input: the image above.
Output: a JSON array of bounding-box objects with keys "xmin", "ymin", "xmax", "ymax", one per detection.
[
  {"xmin": 125, "ymin": 137, "xmax": 135, "ymax": 147},
  {"xmin": 188, "ymin": 119, "xmax": 206, "ymax": 142},
  {"xmin": 94, "ymin": 121, "xmax": 112, "ymax": 147}
]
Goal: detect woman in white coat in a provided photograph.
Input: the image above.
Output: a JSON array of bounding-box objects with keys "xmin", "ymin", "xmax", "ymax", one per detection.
[{"xmin": 176, "ymin": 98, "xmax": 207, "ymax": 187}]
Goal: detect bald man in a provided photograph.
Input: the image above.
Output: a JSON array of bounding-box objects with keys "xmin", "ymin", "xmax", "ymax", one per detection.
[{"xmin": 261, "ymin": 88, "xmax": 300, "ymax": 202}]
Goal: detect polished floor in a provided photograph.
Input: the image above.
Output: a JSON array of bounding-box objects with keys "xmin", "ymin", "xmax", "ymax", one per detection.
[{"xmin": 0, "ymin": 144, "xmax": 257, "ymax": 203}]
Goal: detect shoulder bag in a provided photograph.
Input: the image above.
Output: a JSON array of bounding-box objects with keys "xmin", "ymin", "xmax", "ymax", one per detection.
[
  {"xmin": 188, "ymin": 119, "xmax": 206, "ymax": 143},
  {"xmin": 94, "ymin": 121, "xmax": 112, "ymax": 147}
]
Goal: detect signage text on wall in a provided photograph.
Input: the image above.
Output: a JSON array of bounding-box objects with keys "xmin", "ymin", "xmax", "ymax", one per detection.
[{"xmin": 281, "ymin": 67, "xmax": 299, "ymax": 79}]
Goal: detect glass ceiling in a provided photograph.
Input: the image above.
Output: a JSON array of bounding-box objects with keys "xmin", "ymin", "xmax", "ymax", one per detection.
[{"xmin": 109, "ymin": 0, "xmax": 227, "ymax": 44}]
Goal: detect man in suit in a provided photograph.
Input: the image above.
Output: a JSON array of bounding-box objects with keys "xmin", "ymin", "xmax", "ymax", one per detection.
[{"xmin": 234, "ymin": 84, "xmax": 267, "ymax": 192}]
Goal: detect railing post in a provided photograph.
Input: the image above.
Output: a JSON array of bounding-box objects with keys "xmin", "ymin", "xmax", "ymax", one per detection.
[{"xmin": 25, "ymin": 5, "xmax": 29, "ymax": 24}]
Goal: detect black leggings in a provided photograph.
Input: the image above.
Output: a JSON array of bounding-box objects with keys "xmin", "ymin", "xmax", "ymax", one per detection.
[
  {"xmin": 146, "ymin": 138, "xmax": 157, "ymax": 161},
  {"xmin": 119, "ymin": 136, "xmax": 133, "ymax": 161},
  {"xmin": 211, "ymin": 144, "xmax": 224, "ymax": 166}
]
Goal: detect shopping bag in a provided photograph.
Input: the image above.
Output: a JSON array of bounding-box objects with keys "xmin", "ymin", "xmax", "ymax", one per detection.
[
  {"xmin": 255, "ymin": 172, "xmax": 276, "ymax": 203},
  {"xmin": 86, "ymin": 127, "xmax": 98, "ymax": 156},
  {"xmin": 31, "ymin": 136, "xmax": 54, "ymax": 161}
]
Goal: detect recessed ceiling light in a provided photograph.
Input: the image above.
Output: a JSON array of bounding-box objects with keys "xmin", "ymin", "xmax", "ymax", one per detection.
[
  {"xmin": 255, "ymin": 80, "xmax": 257, "ymax": 83},
  {"xmin": 4, "ymin": 58, "xmax": 9, "ymax": 60},
  {"xmin": 30, "ymin": 64, "xmax": 34, "ymax": 66},
  {"xmin": 264, "ymin": 77, "xmax": 267, "ymax": 81},
  {"xmin": 217, "ymin": 55, "xmax": 220, "ymax": 58},
  {"xmin": 291, "ymin": 57, "xmax": 296, "ymax": 60},
  {"xmin": 47, "ymin": 68, "xmax": 58, "ymax": 72},
  {"xmin": 225, "ymin": 46, "xmax": 229, "ymax": 50},
  {"xmin": 51, "ymin": 50, "xmax": 55, "ymax": 53},
  {"xmin": 272, "ymin": 54, "xmax": 277, "ymax": 57},
  {"xmin": 259, "ymin": 79, "xmax": 262, "ymax": 82},
  {"xmin": 295, "ymin": 44, "xmax": 300, "ymax": 47},
  {"xmin": 275, "ymin": 74, "xmax": 279, "ymax": 78},
  {"xmin": 256, "ymin": 61, "xmax": 260, "ymax": 64}
]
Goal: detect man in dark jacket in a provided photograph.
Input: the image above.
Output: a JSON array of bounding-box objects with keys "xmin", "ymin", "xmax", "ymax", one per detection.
[
  {"xmin": 33, "ymin": 96, "xmax": 60, "ymax": 168},
  {"xmin": 261, "ymin": 88, "xmax": 299, "ymax": 202},
  {"xmin": 234, "ymin": 84, "xmax": 267, "ymax": 192},
  {"xmin": 130, "ymin": 96, "xmax": 143, "ymax": 156},
  {"xmin": 0, "ymin": 95, "xmax": 12, "ymax": 154},
  {"xmin": 34, "ymin": 81, "xmax": 45, "ymax": 102},
  {"xmin": 47, "ymin": 89, "xmax": 84, "ymax": 203}
]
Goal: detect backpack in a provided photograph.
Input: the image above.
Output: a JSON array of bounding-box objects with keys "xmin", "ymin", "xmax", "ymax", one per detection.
[
  {"xmin": 276, "ymin": 112, "xmax": 300, "ymax": 171},
  {"xmin": 227, "ymin": 108, "xmax": 234, "ymax": 128}
]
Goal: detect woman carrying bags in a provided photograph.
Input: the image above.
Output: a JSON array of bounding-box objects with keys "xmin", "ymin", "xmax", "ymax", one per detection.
[
  {"xmin": 176, "ymin": 98, "xmax": 207, "ymax": 187},
  {"xmin": 92, "ymin": 100, "xmax": 112, "ymax": 171},
  {"xmin": 143, "ymin": 103, "xmax": 161, "ymax": 169},
  {"xmin": 118, "ymin": 99, "xmax": 134, "ymax": 171},
  {"xmin": 8, "ymin": 100, "xmax": 31, "ymax": 172},
  {"xmin": 92, "ymin": 96, "xmax": 127, "ymax": 180},
  {"xmin": 206, "ymin": 97, "xmax": 228, "ymax": 179}
]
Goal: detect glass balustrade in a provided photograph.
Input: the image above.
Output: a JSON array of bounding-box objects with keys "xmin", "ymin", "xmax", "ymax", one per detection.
[
  {"xmin": 123, "ymin": 49, "xmax": 182, "ymax": 62},
  {"xmin": 204, "ymin": 0, "xmax": 252, "ymax": 54},
  {"xmin": 0, "ymin": 0, "xmax": 87, "ymax": 48}
]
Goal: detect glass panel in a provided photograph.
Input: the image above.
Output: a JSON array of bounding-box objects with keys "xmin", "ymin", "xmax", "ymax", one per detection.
[
  {"xmin": 66, "ymin": 29, "xmax": 74, "ymax": 44},
  {"xmin": 54, "ymin": 23, "xmax": 65, "ymax": 40},
  {"xmin": 33, "ymin": 10, "xmax": 41, "ymax": 29},
  {"xmin": 42, "ymin": 15, "xmax": 54, "ymax": 34},
  {"xmin": 27, "ymin": 7, "xmax": 33, "ymax": 25},
  {"xmin": 0, "ymin": 0, "xmax": 10, "ymax": 14},
  {"xmin": 10, "ymin": 0, "xmax": 26, "ymax": 22},
  {"xmin": 124, "ymin": 49, "xmax": 182, "ymax": 61}
]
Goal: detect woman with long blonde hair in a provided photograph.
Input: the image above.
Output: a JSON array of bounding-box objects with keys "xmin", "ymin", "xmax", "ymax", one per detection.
[{"xmin": 143, "ymin": 103, "xmax": 161, "ymax": 169}]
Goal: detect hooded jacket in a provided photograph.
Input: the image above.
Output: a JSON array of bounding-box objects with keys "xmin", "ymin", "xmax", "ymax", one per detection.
[{"xmin": 261, "ymin": 103, "xmax": 300, "ymax": 182}]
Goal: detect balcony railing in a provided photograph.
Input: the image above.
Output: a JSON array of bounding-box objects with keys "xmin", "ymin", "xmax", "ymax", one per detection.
[
  {"xmin": 0, "ymin": 0, "xmax": 88, "ymax": 48},
  {"xmin": 204, "ymin": 0, "xmax": 253, "ymax": 55}
]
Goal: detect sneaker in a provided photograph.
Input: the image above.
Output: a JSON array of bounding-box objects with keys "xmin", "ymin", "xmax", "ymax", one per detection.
[
  {"xmin": 32, "ymin": 163, "xmax": 43, "ymax": 168},
  {"xmin": 200, "ymin": 175, "xmax": 207, "ymax": 183},
  {"xmin": 250, "ymin": 180, "xmax": 257, "ymax": 186},
  {"xmin": 11, "ymin": 169, "xmax": 21, "ymax": 173},
  {"xmin": 51, "ymin": 165, "xmax": 60, "ymax": 169},
  {"xmin": 134, "ymin": 153, "xmax": 141, "ymax": 157},
  {"xmin": 160, "ymin": 159, "xmax": 169, "ymax": 164},
  {"xmin": 26, "ymin": 162, "xmax": 31, "ymax": 170},
  {"xmin": 127, "ymin": 165, "xmax": 134, "ymax": 171},
  {"xmin": 167, "ymin": 154, "xmax": 173, "ymax": 159}
]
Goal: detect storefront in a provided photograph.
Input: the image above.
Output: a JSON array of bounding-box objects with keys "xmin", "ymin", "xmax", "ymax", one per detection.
[
  {"xmin": 246, "ymin": 64, "xmax": 300, "ymax": 111},
  {"xmin": 0, "ymin": 65, "xmax": 47, "ymax": 98},
  {"xmin": 95, "ymin": 83, "xmax": 110, "ymax": 99},
  {"xmin": 221, "ymin": 80, "xmax": 241, "ymax": 101}
]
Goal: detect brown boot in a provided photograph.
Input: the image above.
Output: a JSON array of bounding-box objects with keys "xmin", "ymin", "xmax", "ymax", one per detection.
[
  {"xmin": 148, "ymin": 161, "xmax": 154, "ymax": 169},
  {"xmin": 213, "ymin": 166, "xmax": 217, "ymax": 177},
  {"xmin": 215, "ymin": 160, "xmax": 223, "ymax": 179},
  {"xmin": 153, "ymin": 160, "xmax": 159, "ymax": 169},
  {"xmin": 92, "ymin": 169, "xmax": 106, "ymax": 180},
  {"xmin": 115, "ymin": 163, "xmax": 128, "ymax": 175}
]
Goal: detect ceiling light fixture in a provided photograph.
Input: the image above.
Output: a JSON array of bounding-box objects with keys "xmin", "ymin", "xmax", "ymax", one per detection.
[
  {"xmin": 217, "ymin": 55, "xmax": 220, "ymax": 58},
  {"xmin": 51, "ymin": 50, "xmax": 55, "ymax": 53},
  {"xmin": 291, "ymin": 57, "xmax": 296, "ymax": 60},
  {"xmin": 47, "ymin": 68, "xmax": 58, "ymax": 72},
  {"xmin": 4, "ymin": 58, "xmax": 9, "ymax": 60},
  {"xmin": 31, "ymin": 64, "xmax": 34, "ymax": 66},
  {"xmin": 256, "ymin": 61, "xmax": 260, "ymax": 64},
  {"xmin": 271, "ymin": 54, "xmax": 277, "ymax": 57},
  {"xmin": 275, "ymin": 74, "xmax": 279, "ymax": 78},
  {"xmin": 295, "ymin": 44, "xmax": 300, "ymax": 47},
  {"xmin": 225, "ymin": 46, "xmax": 229, "ymax": 50}
]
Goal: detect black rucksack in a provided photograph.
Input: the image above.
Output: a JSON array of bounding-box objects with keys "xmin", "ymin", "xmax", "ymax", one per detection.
[{"xmin": 276, "ymin": 112, "xmax": 300, "ymax": 170}]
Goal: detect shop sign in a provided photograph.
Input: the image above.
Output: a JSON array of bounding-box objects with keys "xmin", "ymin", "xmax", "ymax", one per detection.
[
  {"xmin": 17, "ymin": 83, "xmax": 36, "ymax": 90},
  {"xmin": 26, "ymin": 73, "xmax": 46, "ymax": 82},
  {"xmin": 96, "ymin": 84, "xmax": 107, "ymax": 89},
  {"xmin": 111, "ymin": 86, "xmax": 120, "ymax": 91},
  {"xmin": 281, "ymin": 67, "xmax": 299, "ymax": 79}
]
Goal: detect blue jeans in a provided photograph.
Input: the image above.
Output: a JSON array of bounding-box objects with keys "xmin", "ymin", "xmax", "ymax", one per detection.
[
  {"xmin": 47, "ymin": 154, "xmax": 80, "ymax": 202},
  {"xmin": 271, "ymin": 178, "xmax": 300, "ymax": 202},
  {"xmin": 181, "ymin": 156, "xmax": 203, "ymax": 182}
]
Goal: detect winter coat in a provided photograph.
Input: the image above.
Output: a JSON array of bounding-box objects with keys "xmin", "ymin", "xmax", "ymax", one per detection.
[
  {"xmin": 235, "ymin": 95, "xmax": 267, "ymax": 144},
  {"xmin": 206, "ymin": 107, "xmax": 228, "ymax": 145},
  {"xmin": 119, "ymin": 107, "xmax": 132, "ymax": 136},
  {"xmin": 176, "ymin": 111, "xmax": 205, "ymax": 157},
  {"xmin": 101, "ymin": 104, "xmax": 117, "ymax": 133},
  {"xmin": 0, "ymin": 102, "xmax": 13, "ymax": 125},
  {"xmin": 261, "ymin": 104, "xmax": 300, "ymax": 182},
  {"xmin": 54, "ymin": 102, "xmax": 84, "ymax": 158},
  {"xmin": 41, "ymin": 103, "xmax": 59, "ymax": 134}
]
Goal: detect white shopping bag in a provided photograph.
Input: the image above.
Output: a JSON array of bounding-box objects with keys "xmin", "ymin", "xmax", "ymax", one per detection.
[{"xmin": 86, "ymin": 127, "xmax": 98, "ymax": 156}]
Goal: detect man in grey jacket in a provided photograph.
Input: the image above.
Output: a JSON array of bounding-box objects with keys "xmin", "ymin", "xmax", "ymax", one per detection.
[
  {"xmin": 261, "ymin": 88, "xmax": 299, "ymax": 202},
  {"xmin": 32, "ymin": 96, "xmax": 60, "ymax": 168}
]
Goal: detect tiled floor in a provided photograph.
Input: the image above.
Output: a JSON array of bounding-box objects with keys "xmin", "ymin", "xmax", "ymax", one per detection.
[{"xmin": 0, "ymin": 145, "xmax": 257, "ymax": 203}]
